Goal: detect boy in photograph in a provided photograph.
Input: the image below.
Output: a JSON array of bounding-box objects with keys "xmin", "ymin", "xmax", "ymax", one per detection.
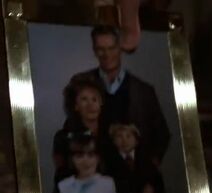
[{"xmin": 106, "ymin": 123, "xmax": 165, "ymax": 193}]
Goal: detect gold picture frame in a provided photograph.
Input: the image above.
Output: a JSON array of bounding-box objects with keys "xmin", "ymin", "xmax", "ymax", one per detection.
[{"xmin": 0, "ymin": 1, "xmax": 210, "ymax": 193}]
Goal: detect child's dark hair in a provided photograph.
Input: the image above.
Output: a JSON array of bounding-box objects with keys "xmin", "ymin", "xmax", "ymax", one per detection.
[
  {"xmin": 67, "ymin": 134, "xmax": 104, "ymax": 175},
  {"xmin": 68, "ymin": 134, "xmax": 99, "ymax": 155}
]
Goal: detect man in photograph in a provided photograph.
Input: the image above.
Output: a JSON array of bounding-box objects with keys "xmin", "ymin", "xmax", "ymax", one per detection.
[{"xmin": 66, "ymin": 25, "xmax": 170, "ymax": 166}]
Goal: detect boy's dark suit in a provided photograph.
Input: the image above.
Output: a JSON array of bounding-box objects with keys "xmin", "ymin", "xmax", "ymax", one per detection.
[{"xmin": 104, "ymin": 147, "xmax": 165, "ymax": 193}]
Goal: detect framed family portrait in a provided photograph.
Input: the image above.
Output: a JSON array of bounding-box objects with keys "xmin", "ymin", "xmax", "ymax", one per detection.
[{"xmin": 0, "ymin": 1, "xmax": 210, "ymax": 193}]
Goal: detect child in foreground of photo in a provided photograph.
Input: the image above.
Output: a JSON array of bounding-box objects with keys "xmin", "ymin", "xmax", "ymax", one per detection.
[
  {"xmin": 107, "ymin": 123, "xmax": 165, "ymax": 193},
  {"xmin": 58, "ymin": 134, "xmax": 116, "ymax": 193}
]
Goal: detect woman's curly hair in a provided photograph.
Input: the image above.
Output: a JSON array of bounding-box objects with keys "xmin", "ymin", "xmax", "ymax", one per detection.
[{"xmin": 63, "ymin": 72, "xmax": 104, "ymax": 117}]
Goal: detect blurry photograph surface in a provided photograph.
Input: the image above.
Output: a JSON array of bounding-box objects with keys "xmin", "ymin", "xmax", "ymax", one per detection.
[{"xmin": 28, "ymin": 24, "xmax": 187, "ymax": 193}]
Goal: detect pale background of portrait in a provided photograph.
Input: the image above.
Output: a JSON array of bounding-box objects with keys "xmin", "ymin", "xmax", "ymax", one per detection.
[{"xmin": 28, "ymin": 24, "xmax": 187, "ymax": 193}]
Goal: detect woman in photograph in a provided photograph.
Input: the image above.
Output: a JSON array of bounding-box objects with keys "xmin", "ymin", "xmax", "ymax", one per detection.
[
  {"xmin": 53, "ymin": 73, "xmax": 108, "ymax": 185},
  {"xmin": 58, "ymin": 134, "xmax": 116, "ymax": 193}
]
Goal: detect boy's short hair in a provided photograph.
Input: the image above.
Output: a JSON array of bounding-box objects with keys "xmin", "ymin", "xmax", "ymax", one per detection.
[{"xmin": 109, "ymin": 123, "xmax": 140, "ymax": 139}]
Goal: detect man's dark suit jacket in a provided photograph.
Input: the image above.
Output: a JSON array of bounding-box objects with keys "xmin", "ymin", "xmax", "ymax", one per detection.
[{"xmin": 70, "ymin": 68, "xmax": 170, "ymax": 162}]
